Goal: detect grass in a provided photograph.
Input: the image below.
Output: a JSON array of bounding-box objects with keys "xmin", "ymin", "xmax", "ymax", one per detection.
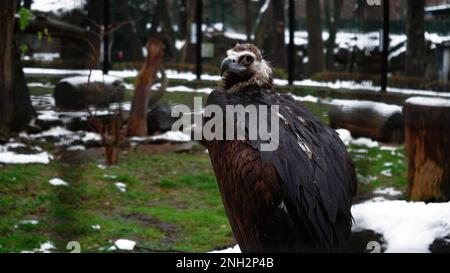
[
  {"xmin": 1, "ymin": 80, "xmax": 408, "ymax": 253},
  {"xmin": 0, "ymin": 150, "xmax": 234, "ymax": 253}
]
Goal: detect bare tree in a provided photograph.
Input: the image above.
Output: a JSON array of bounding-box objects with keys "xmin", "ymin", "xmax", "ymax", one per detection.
[
  {"xmin": 306, "ymin": 0, "xmax": 325, "ymax": 75},
  {"xmin": 254, "ymin": 0, "xmax": 272, "ymax": 49},
  {"xmin": 405, "ymin": 0, "xmax": 426, "ymax": 77},
  {"xmin": 271, "ymin": 0, "xmax": 287, "ymax": 69}
]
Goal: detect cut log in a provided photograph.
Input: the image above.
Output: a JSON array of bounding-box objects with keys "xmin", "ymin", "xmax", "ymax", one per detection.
[
  {"xmin": 328, "ymin": 99, "xmax": 404, "ymax": 143},
  {"xmin": 54, "ymin": 75, "xmax": 125, "ymax": 110},
  {"xmin": 404, "ymin": 97, "xmax": 450, "ymax": 202}
]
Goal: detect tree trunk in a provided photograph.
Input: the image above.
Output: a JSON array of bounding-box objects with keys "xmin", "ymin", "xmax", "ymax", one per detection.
[
  {"xmin": 0, "ymin": 0, "xmax": 34, "ymax": 135},
  {"xmin": 157, "ymin": 0, "xmax": 177, "ymax": 58},
  {"xmin": 405, "ymin": 0, "xmax": 426, "ymax": 77},
  {"xmin": 306, "ymin": 0, "xmax": 325, "ymax": 76},
  {"xmin": 325, "ymin": 0, "xmax": 344, "ymax": 71},
  {"xmin": 243, "ymin": 0, "xmax": 252, "ymax": 42},
  {"xmin": 112, "ymin": 0, "xmax": 143, "ymax": 62},
  {"xmin": 271, "ymin": 0, "xmax": 286, "ymax": 69},
  {"xmin": 404, "ymin": 98, "xmax": 450, "ymax": 202},
  {"xmin": 127, "ymin": 39, "xmax": 165, "ymax": 137},
  {"xmin": 179, "ymin": 0, "xmax": 195, "ymax": 63},
  {"xmin": 105, "ymin": 146, "xmax": 119, "ymax": 165},
  {"xmin": 254, "ymin": 0, "xmax": 272, "ymax": 49},
  {"xmin": 328, "ymin": 101, "xmax": 404, "ymax": 143}
]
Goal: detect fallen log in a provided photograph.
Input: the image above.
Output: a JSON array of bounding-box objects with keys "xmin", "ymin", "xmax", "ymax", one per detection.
[
  {"xmin": 328, "ymin": 99, "xmax": 404, "ymax": 143},
  {"xmin": 54, "ymin": 75, "xmax": 125, "ymax": 110},
  {"xmin": 404, "ymin": 97, "xmax": 450, "ymax": 202}
]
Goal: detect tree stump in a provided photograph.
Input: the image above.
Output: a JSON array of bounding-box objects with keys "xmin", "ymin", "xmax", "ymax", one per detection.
[
  {"xmin": 404, "ymin": 97, "xmax": 450, "ymax": 202},
  {"xmin": 328, "ymin": 99, "xmax": 404, "ymax": 143}
]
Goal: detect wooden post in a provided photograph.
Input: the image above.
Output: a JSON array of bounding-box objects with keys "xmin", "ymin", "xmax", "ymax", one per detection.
[
  {"xmin": 288, "ymin": 0, "xmax": 295, "ymax": 85},
  {"xmin": 381, "ymin": 0, "xmax": 389, "ymax": 93},
  {"xmin": 404, "ymin": 97, "xmax": 450, "ymax": 202},
  {"xmin": 195, "ymin": 0, "xmax": 203, "ymax": 80}
]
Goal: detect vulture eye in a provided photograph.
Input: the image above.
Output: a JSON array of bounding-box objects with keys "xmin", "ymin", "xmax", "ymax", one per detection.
[{"xmin": 241, "ymin": 55, "xmax": 254, "ymax": 65}]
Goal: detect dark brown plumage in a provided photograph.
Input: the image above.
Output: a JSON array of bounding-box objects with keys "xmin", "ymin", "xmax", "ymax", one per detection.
[{"xmin": 203, "ymin": 44, "xmax": 357, "ymax": 252}]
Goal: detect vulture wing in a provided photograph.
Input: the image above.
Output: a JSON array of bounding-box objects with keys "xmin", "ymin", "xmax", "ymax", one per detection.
[{"xmin": 207, "ymin": 87, "xmax": 357, "ymax": 250}]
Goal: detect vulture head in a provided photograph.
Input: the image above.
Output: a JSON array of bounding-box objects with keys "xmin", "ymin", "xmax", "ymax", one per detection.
[{"xmin": 220, "ymin": 43, "xmax": 273, "ymax": 91}]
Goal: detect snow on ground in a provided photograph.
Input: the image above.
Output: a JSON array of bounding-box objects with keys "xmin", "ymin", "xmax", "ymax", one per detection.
[
  {"xmin": 31, "ymin": 0, "xmax": 86, "ymax": 13},
  {"xmin": 32, "ymin": 53, "xmax": 60, "ymax": 62},
  {"xmin": 166, "ymin": 85, "xmax": 212, "ymax": 94},
  {"xmin": 405, "ymin": 97, "xmax": 450, "ymax": 107},
  {"xmin": 49, "ymin": 178, "xmax": 69, "ymax": 186},
  {"xmin": 91, "ymin": 224, "xmax": 101, "ymax": 230},
  {"xmin": 114, "ymin": 239, "xmax": 136, "ymax": 251},
  {"xmin": 25, "ymin": 68, "xmax": 450, "ymax": 99},
  {"xmin": 0, "ymin": 151, "xmax": 52, "ymax": 165},
  {"xmin": 31, "ymin": 94, "xmax": 55, "ymax": 109},
  {"xmin": 115, "ymin": 183, "xmax": 127, "ymax": 193},
  {"xmin": 211, "ymin": 199, "xmax": 450, "ymax": 253},
  {"xmin": 330, "ymin": 99, "xmax": 402, "ymax": 117},
  {"xmin": 20, "ymin": 126, "xmax": 101, "ymax": 147},
  {"xmin": 373, "ymin": 187, "xmax": 402, "ymax": 196},
  {"xmin": 20, "ymin": 220, "xmax": 39, "ymax": 225},
  {"xmin": 59, "ymin": 74, "xmax": 124, "ymax": 86},
  {"xmin": 290, "ymin": 94, "xmax": 320, "ymax": 103},
  {"xmin": 21, "ymin": 241, "xmax": 56, "ymax": 253},
  {"xmin": 130, "ymin": 131, "xmax": 191, "ymax": 143},
  {"xmin": 67, "ymin": 145, "xmax": 86, "ymax": 151},
  {"xmin": 0, "ymin": 142, "xmax": 52, "ymax": 164},
  {"xmin": 209, "ymin": 245, "xmax": 242, "ymax": 253},
  {"xmin": 352, "ymin": 199, "xmax": 450, "ymax": 253},
  {"xmin": 336, "ymin": 128, "xmax": 380, "ymax": 148}
]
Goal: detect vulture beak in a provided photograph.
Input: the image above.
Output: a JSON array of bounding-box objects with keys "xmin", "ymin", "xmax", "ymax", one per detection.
[{"xmin": 220, "ymin": 57, "xmax": 246, "ymax": 78}]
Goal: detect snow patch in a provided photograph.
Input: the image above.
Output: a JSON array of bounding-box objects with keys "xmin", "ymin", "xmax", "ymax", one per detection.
[
  {"xmin": 91, "ymin": 224, "xmax": 101, "ymax": 230},
  {"xmin": 330, "ymin": 99, "xmax": 402, "ymax": 117},
  {"xmin": 0, "ymin": 151, "xmax": 52, "ymax": 165},
  {"xmin": 19, "ymin": 220, "xmax": 39, "ymax": 225},
  {"xmin": 130, "ymin": 131, "xmax": 191, "ymax": 143},
  {"xmin": 373, "ymin": 187, "xmax": 402, "ymax": 196},
  {"xmin": 59, "ymin": 75, "xmax": 123, "ymax": 86},
  {"xmin": 49, "ymin": 178, "xmax": 69, "ymax": 186},
  {"xmin": 31, "ymin": 0, "xmax": 86, "ymax": 12},
  {"xmin": 115, "ymin": 183, "xmax": 127, "ymax": 192},
  {"xmin": 336, "ymin": 129, "xmax": 379, "ymax": 148},
  {"xmin": 405, "ymin": 97, "xmax": 450, "ymax": 107},
  {"xmin": 209, "ymin": 245, "xmax": 241, "ymax": 253},
  {"xmin": 352, "ymin": 200, "xmax": 450, "ymax": 253},
  {"xmin": 114, "ymin": 239, "xmax": 136, "ymax": 251}
]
